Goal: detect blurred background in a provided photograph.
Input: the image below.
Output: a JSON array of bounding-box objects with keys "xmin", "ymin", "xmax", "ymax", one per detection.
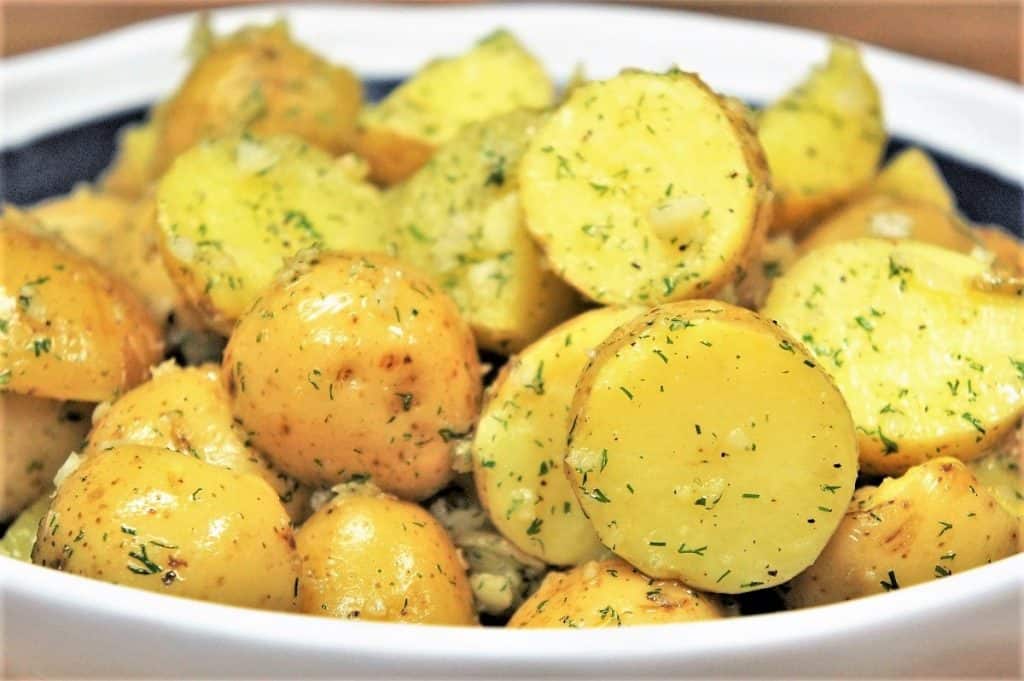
[{"xmin": 2, "ymin": 0, "xmax": 1021, "ymax": 83}]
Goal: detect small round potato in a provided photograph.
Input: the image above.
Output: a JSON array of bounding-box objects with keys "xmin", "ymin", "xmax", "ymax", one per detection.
[
  {"xmin": 783, "ymin": 457, "xmax": 1019, "ymax": 608},
  {"xmin": 223, "ymin": 251, "xmax": 482, "ymax": 499},
  {"xmin": 0, "ymin": 225, "xmax": 164, "ymax": 402},
  {"xmin": 508, "ymin": 558, "xmax": 730, "ymax": 628},
  {"xmin": 1, "ymin": 394, "xmax": 91, "ymax": 520},
  {"xmin": 296, "ymin": 491, "xmax": 476, "ymax": 625},
  {"xmin": 85, "ymin": 361, "xmax": 309, "ymax": 521},
  {"xmin": 33, "ymin": 444, "xmax": 301, "ymax": 611}
]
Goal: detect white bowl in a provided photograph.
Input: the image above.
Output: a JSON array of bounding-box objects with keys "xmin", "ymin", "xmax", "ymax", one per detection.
[{"xmin": 2, "ymin": 4, "xmax": 1022, "ymax": 678}]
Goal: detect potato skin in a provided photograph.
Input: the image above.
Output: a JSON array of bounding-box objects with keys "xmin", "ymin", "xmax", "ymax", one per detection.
[
  {"xmin": 32, "ymin": 445, "xmax": 300, "ymax": 611},
  {"xmin": 85, "ymin": 362, "xmax": 309, "ymax": 521},
  {"xmin": 223, "ymin": 251, "xmax": 482, "ymax": 499},
  {"xmin": 783, "ymin": 457, "xmax": 1019, "ymax": 608},
  {"xmin": 969, "ymin": 419, "xmax": 1023, "ymax": 517},
  {"xmin": 0, "ymin": 225, "xmax": 164, "ymax": 402},
  {"xmin": 154, "ymin": 22, "xmax": 361, "ymax": 174},
  {"xmin": 296, "ymin": 492, "xmax": 476, "ymax": 625},
  {"xmin": 1, "ymin": 394, "xmax": 91, "ymax": 520},
  {"xmin": 508, "ymin": 558, "xmax": 729, "ymax": 628}
]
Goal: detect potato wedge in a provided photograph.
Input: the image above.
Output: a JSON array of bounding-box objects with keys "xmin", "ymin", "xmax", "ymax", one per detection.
[
  {"xmin": 762, "ymin": 238, "xmax": 1024, "ymax": 475},
  {"xmin": 519, "ymin": 69, "xmax": 771, "ymax": 305},
  {"xmin": 868, "ymin": 147, "xmax": 955, "ymax": 211},
  {"xmin": 389, "ymin": 110, "xmax": 580, "ymax": 353},
  {"xmin": 0, "ymin": 225, "xmax": 164, "ymax": 402},
  {"xmin": 566, "ymin": 301, "xmax": 858, "ymax": 593},
  {"xmin": 508, "ymin": 558, "xmax": 730, "ymax": 628},
  {"xmin": 759, "ymin": 40, "xmax": 885, "ymax": 233},
  {"xmin": 968, "ymin": 419, "xmax": 1022, "ymax": 517},
  {"xmin": 473, "ymin": 306, "xmax": 644, "ymax": 565},
  {"xmin": 783, "ymin": 458, "xmax": 1019, "ymax": 608},
  {"xmin": 357, "ymin": 30, "xmax": 554, "ymax": 184},
  {"xmin": 156, "ymin": 134, "xmax": 388, "ymax": 334}
]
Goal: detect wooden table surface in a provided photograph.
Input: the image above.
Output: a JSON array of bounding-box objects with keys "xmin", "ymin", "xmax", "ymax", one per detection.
[{"xmin": 2, "ymin": 1, "xmax": 1021, "ymax": 83}]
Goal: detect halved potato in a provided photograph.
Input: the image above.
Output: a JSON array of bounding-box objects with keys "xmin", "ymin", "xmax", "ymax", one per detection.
[
  {"xmin": 357, "ymin": 30, "xmax": 554, "ymax": 184},
  {"xmin": 389, "ymin": 110, "xmax": 580, "ymax": 353},
  {"xmin": 868, "ymin": 147, "xmax": 955, "ymax": 211},
  {"xmin": 566, "ymin": 301, "xmax": 858, "ymax": 593},
  {"xmin": 519, "ymin": 69, "xmax": 771, "ymax": 305},
  {"xmin": 783, "ymin": 457, "xmax": 1019, "ymax": 608},
  {"xmin": 156, "ymin": 134, "xmax": 388, "ymax": 333},
  {"xmin": 473, "ymin": 306, "xmax": 644, "ymax": 565},
  {"xmin": 758, "ymin": 40, "xmax": 885, "ymax": 233},
  {"xmin": 762, "ymin": 238, "xmax": 1024, "ymax": 475}
]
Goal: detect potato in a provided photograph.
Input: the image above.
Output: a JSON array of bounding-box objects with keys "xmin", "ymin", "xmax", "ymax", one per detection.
[
  {"xmin": 722, "ymin": 234, "xmax": 799, "ymax": 309},
  {"xmin": 1, "ymin": 394, "xmax": 91, "ymax": 520},
  {"xmin": 32, "ymin": 444, "xmax": 300, "ymax": 611},
  {"xmin": 762, "ymin": 239, "xmax": 1024, "ymax": 475},
  {"xmin": 296, "ymin": 490, "xmax": 476, "ymax": 624},
  {"xmin": 101, "ymin": 112, "xmax": 162, "ymax": 199},
  {"xmin": 976, "ymin": 226, "xmax": 1024, "ymax": 276},
  {"xmin": 0, "ymin": 494, "xmax": 49, "ymax": 561},
  {"xmin": 566, "ymin": 301, "xmax": 858, "ymax": 593},
  {"xmin": 0, "ymin": 225, "xmax": 164, "ymax": 402},
  {"xmin": 783, "ymin": 458, "xmax": 1019, "ymax": 608},
  {"xmin": 519, "ymin": 69, "xmax": 772, "ymax": 305},
  {"xmin": 868, "ymin": 147, "xmax": 955, "ymax": 211},
  {"xmin": 508, "ymin": 558, "xmax": 729, "ymax": 628},
  {"xmin": 969, "ymin": 419, "xmax": 1022, "ymax": 517},
  {"xmin": 29, "ymin": 186, "xmax": 133, "ymax": 260},
  {"xmin": 153, "ymin": 22, "xmax": 361, "ymax": 174},
  {"xmin": 85, "ymin": 361, "xmax": 309, "ymax": 521},
  {"xmin": 473, "ymin": 306, "xmax": 644, "ymax": 565},
  {"xmin": 388, "ymin": 110, "xmax": 580, "ymax": 353},
  {"xmin": 758, "ymin": 40, "xmax": 885, "ymax": 233},
  {"xmin": 223, "ymin": 251, "xmax": 482, "ymax": 499},
  {"xmin": 357, "ymin": 30, "xmax": 554, "ymax": 184},
  {"xmin": 156, "ymin": 134, "xmax": 389, "ymax": 333}
]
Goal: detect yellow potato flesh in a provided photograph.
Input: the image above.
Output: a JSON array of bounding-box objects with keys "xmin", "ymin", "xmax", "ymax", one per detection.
[
  {"xmin": 868, "ymin": 147, "xmax": 955, "ymax": 211},
  {"xmin": 968, "ymin": 420, "xmax": 1022, "ymax": 517}
]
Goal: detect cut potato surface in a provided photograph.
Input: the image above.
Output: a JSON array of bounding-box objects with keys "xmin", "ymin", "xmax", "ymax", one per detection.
[
  {"xmin": 519, "ymin": 69, "xmax": 771, "ymax": 305},
  {"xmin": 763, "ymin": 238, "xmax": 1024, "ymax": 475},
  {"xmin": 759, "ymin": 40, "xmax": 885, "ymax": 233},
  {"xmin": 508, "ymin": 558, "xmax": 730, "ymax": 628},
  {"xmin": 389, "ymin": 110, "xmax": 580, "ymax": 353},
  {"xmin": 566, "ymin": 301, "xmax": 858, "ymax": 593},
  {"xmin": 357, "ymin": 30, "xmax": 554, "ymax": 184},
  {"xmin": 473, "ymin": 306, "xmax": 644, "ymax": 565},
  {"xmin": 868, "ymin": 147, "xmax": 955, "ymax": 211},
  {"xmin": 783, "ymin": 457, "xmax": 1019, "ymax": 608},
  {"xmin": 156, "ymin": 134, "xmax": 388, "ymax": 333}
]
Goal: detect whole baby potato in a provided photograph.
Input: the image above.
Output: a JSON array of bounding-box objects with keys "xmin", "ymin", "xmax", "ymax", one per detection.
[
  {"xmin": 32, "ymin": 444, "xmax": 301, "ymax": 611},
  {"xmin": 223, "ymin": 251, "xmax": 482, "ymax": 499},
  {"xmin": 508, "ymin": 558, "xmax": 730, "ymax": 628},
  {"xmin": 296, "ymin": 491, "xmax": 476, "ymax": 625}
]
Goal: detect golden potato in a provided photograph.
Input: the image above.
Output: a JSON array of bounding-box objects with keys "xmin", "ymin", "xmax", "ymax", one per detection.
[
  {"xmin": 969, "ymin": 419, "xmax": 1022, "ymax": 517},
  {"xmin": 519, "ymin": 69, "xmax": 772, "ymax": 305},
  {"xmin": 0, "ymin": 494, "xmax": 50, "ymax": 561},
  {"xmin": 975, "ymin": 226, "xmax": 1024, "ymax": 276},
  {"xmin": 357, "ymin": 30, "xmax": 554, "ymax": 184},
  {"xmin": 868, "ymin": 147, "xmax": 955, "ymax": 211},
  {"xmin": 759, "ymin": 40, "xmax": 885, "ymax": 233},
  {"xmin": 154, "ymin": 22, "xmax": 361, "ymax": 174},
  {"xmin": 762, "ymin": 239, "xmax": 1024, "ymax": 475},
  {"xmin": 473, "ymin": 306, "xmax": 644, "ymax": 565},
  {"xmin": 296, "ymin": 490, "xmax": 476, "ymax": 624},
  {"xmin": 85, "ymin": 361, "xmax": 309, "ymax": 521},
  {"xmin": 566, "ymin": 301, "xmax": 858, "ymax": 593},
  {"xmin": 156, "ymin": 134, "xmax": 389, "ymax": 333},
  {"xmin": 508, "ymin": 558, "xmax": 729, "ymax": 628},
  {"xmin": 29, "ymin": 186, "xmax": 133, "ymax": 261},
  {"xmin": 0, "ymin": 225, "xmax": 164, "ymax": 402},
  {"xmin": 33, "ymin": 444, "xmax": 300, "ymax": 611},
  {"xmin": 388, "ymin": 110, "xmax": 580, "ymax": 353},
  {"xmin": 1, "ymin": 394, "xmax": 90, "ymax": 520},
  {"xmin": 783, "ymin": 457, "xmax": 1019, "ymax": 608},
  {"xmin": 101, "ymin": 114, "xmax": 161, "ymax": 199},
  {"xmin": 223, "ymin": 251, "xmax": 482, "ymax": 499},
  {"xmin": 722, "ymin": 234, "xmax": 799, "ymax": 309}
]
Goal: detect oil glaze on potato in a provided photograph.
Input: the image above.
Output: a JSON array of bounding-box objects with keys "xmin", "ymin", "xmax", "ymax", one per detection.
[
  {"xmin": 763, "ymin": 239, "xmax": 1024, "ymax": 475},
  {"xmin": 32, "ymin": 445, "xmax": 300, "ymax": 611},
  {"xmin": 223, "ymin": 251, "xmax": 482, "ymax": 499},
  {"xmin": 85, "ymin": 362, "xmax": 309, "ymax": 521},
  {"xmin": 296, "ymin": 492, "xmax": 476, "ymax": 624},
  {"xmin": 783, "ymin": 458, "xmax": 1019, "ymax": 608},
  {"xmin": 566, "ymin": 301, "xmax": 858, "ymax": 593},
  {"xmin": 473, "ymin": 306, "xmax": 644, "ymax": 565},
  {"xmin": 519, "ymin": 69, "xmax": 771, "ymax": 305},
  {"xmin": 0, "ymin": 225, "xmax": 164, "ymax": 402},
  {"xmin": 508, "ymin": 558, "xmax": 729, "ymax": 628}
]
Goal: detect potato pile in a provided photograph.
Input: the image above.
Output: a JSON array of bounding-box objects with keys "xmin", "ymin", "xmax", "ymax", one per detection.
[{"xmin": 2, "ymin": 19, "xmax": 1021, "ymax": 629}]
